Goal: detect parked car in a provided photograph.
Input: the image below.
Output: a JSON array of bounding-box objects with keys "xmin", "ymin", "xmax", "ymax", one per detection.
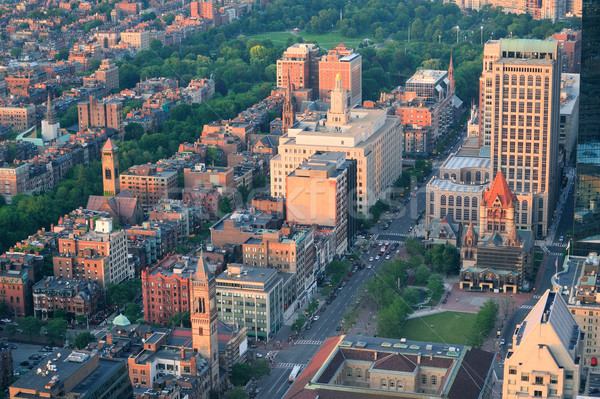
[{"xmin": 313, "ymin": 315, "xmax": 320, "ymax": 321}]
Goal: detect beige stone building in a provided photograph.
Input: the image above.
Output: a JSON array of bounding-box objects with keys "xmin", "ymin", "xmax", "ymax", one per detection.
[
  {"xmin": 271, "ymin": 75, "xmax": 402, "ymax": 216},
  {"xmin": 481, "ymin": 39, "xmax": 561, "ymax": 238},
  {"xmin": 504, "ymin": 290, "xmax": 583, "ymax": 399},
  {"xmin": 559, "ymin": 252, "xmax": 600, "ymax": 367},
  {"xmin": 285, "ymin": 334, "xmax": 495, "ymax": 399},
  {"xmin": 0, "ymin": 105, "xmax": 35, "ymax": 131},
  {"xmin": 286, "ymin": 152, "xmax": 353, "ymax": 255},
  {"xmin": 120, "ymin": 30, "xmax": 150, "ymax": 51}
]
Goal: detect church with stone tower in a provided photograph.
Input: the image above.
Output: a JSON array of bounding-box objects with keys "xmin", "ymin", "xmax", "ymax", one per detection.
[
  {"xmin": 101, "ymin": 138, "xmax": 120, "ymax": 196},
  {"xmin": 459, "ymin": 172, "xmax": 534, "ymax": 292}
]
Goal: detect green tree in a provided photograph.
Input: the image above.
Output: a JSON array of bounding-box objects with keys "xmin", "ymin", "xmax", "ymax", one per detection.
[
  {"xmin": 224, "ymin": 388, "xmax": 248, "ymax": 399},
  {"xmin": 219, "ymin": 198, "xmax": 233, "ymax": 215},
  {"xmin": 414, "ymin": 265, "xmax": 430, "ymax": 286},
  {"xmin": 163, "ymin": 13, "xmax": 175, "ymax": 25},
  {"xmin": 168, "ymin": 311, "xmax": 191, "ymax": 328},
  {"xmin": 427, "ymin": 273, "xmax": 445, "ymax": 301},
  {"xmin": 231, "ymin": 363, "xmax": 252, "ymax": 386},
  {"xmin": 10, "ymin": 47, "xmax": 22, "ymax": 58},
  {"xmin": 53, "ymin": 308, "xmax": 67, "ymax": 320},
  {"xmin": 291, "ymin": 314, "xmax": 306, "ymax": 333},
  {"xmin": 0, "ymin": 301, "xmax": 7, "ymax": 318},
  {"xmin": 377, "ymin": 297, "xmax": 412, "ymax": 339},
  {"xmin": 124, "ymin": 303, "xmax": 143, "ymax": 323},
  {"xmin": 106, "ymin": 279, "xmax": 141, "ymax": 308},
  {"xmin": 54, "ymin": 49, "xmax": 70, "ymax": 61},
  {"xmin": 467, "ymin": 299, "xmax": 499, "ymax": 347},
  {"xmin": 73, "ymin": 331, "xmax": 95, "ymax": 349},
  {"xmin": 206, "ymin": 147, "xmax": 219, "ymax": 166},
  {"xmin": 76, "ymin": 314, "xmax": 87, "ymax": 326},
  {"xmin": 251, "ymin": 360, "xmax": 271, "ymax": 379},
  {"xmin": 405, "ymin": 238, "xmax": 425, "ymax": 256},
  {"xmin": 59, "ymin": 105, "xmax": 79, "ymax": 127},
  {"xmin": 401, "ymin": 287, "xmax": 420, "ymax": 306},
  {"xmin": 17, "ymin": 317, "xmax": 42, "ymax": 337},
  {"xmin": 124, "ymin": 123, "xmax": 145, "ymax": 140},
  {"xmin": 237, "ymin": 185, "xmax": 251, "ymax": 206},
  {"xmin": 119, "ymin": 63, "xmax": 141, "ymax": 90},
  {"xmin": 46, "ymin": 318, "xmax": 68, "ymax": 344}
]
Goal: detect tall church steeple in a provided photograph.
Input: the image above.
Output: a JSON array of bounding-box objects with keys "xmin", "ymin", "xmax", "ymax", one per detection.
[
  {"xmin": 46, "ymin": 92, "xmax": 56, "ymax": 125},
  {"xmin": 326, "ymin": 73, "xmax": 350, "ymax": 127},
  {"xmin": 191, "ymin": 253, "xmax": 219, "ymax": 387},
  {"xmin": 448, "ymin": 51, "xmax": 455, "ymax": 96},
  {"xmin": 282, "ymin": 72, "xmax": 295, "ymax": 132},
  {"xmin": 101, "ymin": 138, "xmax": 120, "ymax": 196}
]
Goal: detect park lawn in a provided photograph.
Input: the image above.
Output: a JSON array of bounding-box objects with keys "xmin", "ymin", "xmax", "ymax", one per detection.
[
  {"xmin": 400, "ymin": 312, "xmax": 477, "ymax": 345},
  {"xmin": 247, "ymin": 30, "xmax": 364, "ymax": 48}
]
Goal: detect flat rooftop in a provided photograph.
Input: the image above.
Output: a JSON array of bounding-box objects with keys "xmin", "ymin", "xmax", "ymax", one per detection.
[
  {"xmin": 429, "ymin": 178, "xmax": 489, "ymax": 193},
  {"xmin": 443, "ymin": 155, "xmax": 491, "ymax": 171},
  {"xmin": 216, "ymin": 266, "xmax": 278, "ymax": 285}
]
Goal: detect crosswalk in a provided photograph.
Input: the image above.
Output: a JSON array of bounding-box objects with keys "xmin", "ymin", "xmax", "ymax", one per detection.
[
  {"xmin": 294, "ymin": 339, "xmax": 324, "ymax": 345},
  {"xmin": 520, "ymin": 305, "xmax": 534, "ymax": 310},
  {"xmin": 533, "ymin": 295, "xmax": 541, "ymax": 299},
  {"xmin": 276, "ymin": 362, "xmax": 306, "ymax": 369},
  {"xmin": 549, "ymin": 252, "xmax": 563, "ymax": 257},
  {"xmin": 265, "ymin": 351, "xmax": 279, "ymax": 359}
]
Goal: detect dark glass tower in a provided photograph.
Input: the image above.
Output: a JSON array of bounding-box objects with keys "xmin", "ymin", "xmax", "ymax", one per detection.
[{"xmin": 573, "ymin": 0, "xmax": 600, "ymax": 254}]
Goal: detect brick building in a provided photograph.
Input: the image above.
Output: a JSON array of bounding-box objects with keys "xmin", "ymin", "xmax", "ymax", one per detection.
[
  {"xmin": 0, "ymin": 252, "xmax": 43, "ymax": 317},
  {"xmin": 77, "ymin": 96, "xmax": 123, "ymax": 133},
  {"xmin": 276, "ymin": 43, "xmax": 320, "ymax": 97},
  {"xmin": 318, "ymin": 43, "xmax": 362, "ymax": 107},
  {"xmin": 33, "ymin": 277, "xmax": 103, "ymax": 320},
  {"xmin": 53, "ymin": 218, "xmax": 131, "ymax": 289},
  {"xmin": 0, "ymin": 105, "xmax": 36, "ymax": 131},
  {"xmin": 119, "ymin": 164, "xmax": 178, "ymax": 211}
]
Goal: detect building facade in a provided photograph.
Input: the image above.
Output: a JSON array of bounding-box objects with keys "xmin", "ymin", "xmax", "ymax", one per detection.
[
  {"xmin": 276, "ymin": 43, "xmax": 320, "ymax": 96},
  {"xmin": 319, "ymin": 43, "xmax": 362, "ymax": 107},
  {"xmin": 78, "ymin": 96, "xmax": 123, "ymax": 133},
  {"xmin": 102, "ymin": 138, "xmax": 120, "ymax": 196},
  {"xmin": 481, "ymin": 39, "xmax": 561, "ymax": 238},
  {"xmin": 120, "ymin": 164, "xmax": 178, "ymax": 211},
  {"xmin": 33, "ymin": 277, "xmax": 103, "ymax": 320},
  {"xmin": 0, "ymin": 105, "xmax": 35, "ymax": 131}
]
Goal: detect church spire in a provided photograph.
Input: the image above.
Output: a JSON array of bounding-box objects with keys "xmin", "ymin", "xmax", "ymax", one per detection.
[
  {"xmin": 282, "ymin": 71, "xmax": 295, "ymax": 132},
  {"xmin": 46, "ymin": 92, "xmax": 56, "ymax": 125},
  {"xmin": 194, "ymin": 250, "xmax": 211, "ymax": 282},
  {"xmin": 448, "ymin": 51, "xmax": 455, "ymax": 95}
]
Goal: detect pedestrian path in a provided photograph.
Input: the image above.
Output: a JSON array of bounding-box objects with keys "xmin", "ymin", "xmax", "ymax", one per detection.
[
  {"xmin": 276, "ymin": 362, "xmax": 306, "ymax": 369},
  {"xmin": 294, "ymin": 339, "xmax": 324, "ymax": 345},
  {"xmin": 266, "ymin": 351, "xmax": 279, "ymax": 359}
]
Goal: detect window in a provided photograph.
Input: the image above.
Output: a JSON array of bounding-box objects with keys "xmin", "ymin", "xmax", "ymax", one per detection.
[
  {"xmin": 346, "ymin": 368, "xmax": 352, "ymax": 377},
  {"xmin": 521, "ymin": 374, "xmax": 529, "ymax": 382},
  {"xmin": 535, "ymin": 376, "xmax": 543, "ymax": 385},
  {"xmin": 534, "ymin": 390, "xmax": 543, "ymax": 397},
  {"xmin": 431, "ymin": 375, "xmax": 437, "ymax": 385},
  {"xmin": 421, "ymin": 375, "xmax": 427, "ymax": 385},
  {"xmin": 509, "ymin": 367, "xmax": 517, "ymax": 375}
]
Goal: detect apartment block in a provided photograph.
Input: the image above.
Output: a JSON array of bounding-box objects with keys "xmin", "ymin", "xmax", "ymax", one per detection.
[
  {"xmin": 503, "ymin": 290, "xmax": 583, "ymax": 399},
  {"xmin": 119, "ymin": 164, "xmax": 178, "ymax": 211},
  {"xmin": 0, "ymin": 105, "xmax": 36, "ymax": 131},
  {"xmin": 95, "ymin": 59, "xmax": 120, "ymax": 91},
  {"xmin": 481, "ymin": 39, "xmax": 561, "ymax": 238},
  {"xmin": 33, "ymin": 277, "xmax": 103, "ymax": 320},
  {"xmin": 271, "ymin": 75, "xmax": 402, "ymax": 216},
  {"xmin": 53, "ymin": 217, "xmax": 131, "ymax": 288},
  {"xmin": 215, "ymin": 264, "xmax": 294, "ymax": 341},
  {"xmin": 78, "ymin": 96, "xmax": 123, "ymax": 133},
  {"xmin": 559, "ymin": 73, "xmax": 579, "ymax": 164},
  {"xmin": 319, "ymin": 43, "xmax": 362, "ymax": 107},
  {"xmin": 0, "ymin": 252, "xmax": 43, "ymax": 317},
  {"xmin": 286, "ymin": 152, "xmax": 355, "ymax": 255},
  {"xmin": 120, "ymin": 30, "xmax": 150, "ymax": 51},
  {"xmin": 276, "ymin": 43, "xmax": 320, "ymax": 96}
]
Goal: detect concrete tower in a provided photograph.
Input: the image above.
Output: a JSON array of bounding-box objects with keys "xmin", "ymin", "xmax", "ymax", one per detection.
[
  {"xmin": 326, "ymin": 73, "xmax": 350, "ymax": 127},
  {"xmin": 101, "ymin": 138, "xmax": 119, "ymax": 196},
  {"xmin": 191, "ymin": 253, "xmax": 219, "ymax": 386}
]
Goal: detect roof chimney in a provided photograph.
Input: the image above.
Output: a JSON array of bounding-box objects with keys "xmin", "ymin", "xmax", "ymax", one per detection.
[{"xmin": 417, "ymin": 353, "xmax": 422, "ymax": 364}]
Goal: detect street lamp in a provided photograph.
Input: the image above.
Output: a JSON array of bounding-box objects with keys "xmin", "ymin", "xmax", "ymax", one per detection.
[
  {"xmin": 480, "ymin": 26, "xmax": 484, "ymax": 45},
  {"xmin": 455, "ymin": 25, "xmax": 460, "ymax": 43}
]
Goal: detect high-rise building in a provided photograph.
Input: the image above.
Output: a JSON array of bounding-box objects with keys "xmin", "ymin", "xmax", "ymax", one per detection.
[
  {"xmin": 101, "ymin": 138, "xmax": 119, "ymax": 196},
  {"xmin": 78, "ymin": 96, "xmax": 123, "ymax": 133},
  {"xmin": 119, "ymin": 164, "xmax": 178, "ymax": 211},
  {"xmin": 271, "ymin": 75, "xmax": 402, "ymax": 216},
  {"xmin": 319, "ymin": 43, "xmax": 362, "ymax": 107},
  {"xmin": 503, "ymin": 290, "xmax": 583, "ymax": 399},
  {"xmin": 482, "ymin": 39, "xmax": 561, "ymax": 238},
  {"xmin": 573, "ymin": 0, "xmax": 600, "ymax": 255},
  {"xmin": 94, "ymin": 59, "xmax": 120, "ymax": 91},
  {"xmin": 190, "ymin": 254, "xmax": 219, "ymax": 387},
  {"xmin": 276, "ymin": 43, "xmax": 320, "ymax": 96}
]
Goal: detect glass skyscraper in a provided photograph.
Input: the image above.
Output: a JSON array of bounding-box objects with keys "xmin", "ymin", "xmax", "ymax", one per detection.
[{"xmin": 573, "ymin": 0, "xmax": 600, "ymax": 254}]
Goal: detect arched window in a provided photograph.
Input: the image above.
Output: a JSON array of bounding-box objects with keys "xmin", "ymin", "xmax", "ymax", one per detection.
[
  {"xmin": 536, "ymin": 76, "xmax": 542, "ymax": 86},
  {"xmin": 464, "ymin": 197, "xmax": 470, "ymax": 207},
  {"xmin": 466, "ymin": 171, "xmax": 472, "ymax": 182},
  {"xmin": 476, "ymin": 171, "xmax": 481, "ymax": 181},
  {"xmin": 527, "ymin": 75, "xmax": 533, "ymax": 86},
  {"xmin": 381, "ymin": 379, "xmax": 387, "ymax": 388},
  {"xmin": 451, "ymin": 173, "xmax": 456, "ymax": 180},
  {"xmin": 356, "ymin": 369, "xmax": 362, "ymax": 378},
  {"xmin": 472, "ymin": 197, "xmax": 478, "ymax": 207},
  {"xmin": 456, "ymin": 196, "xmax": 462, "ymax": 207},
  {"xmin": 430, "ymin": 192, "xmax": 435, "ymax": 202},
  {"xmin": 444, "ymin": 173, "xmax": 449, "ymax": 179},
  {"xmin": 449, "ymin": 195, "xmax": 454, "ymax": 206},
  {"xmin": 503, "ymin": 74, "xmax": 509, "ymax": 85},
  {"xmin": 397, "ymin": 380, "xmax": 403, "ymax": 390},
  {"xmin": 441, "ymin": 195, "xmax": 446, "ymax": 206},
  {"xmin": 346, "ymin": 368, "xmax": 352, "ymax": 377},
  {"xmin": 515, "ymin": 200, "xmax": 520, "ymax": 211},
  {"xmin": 522, "ymin": 200, "xmax": 528, "ymax": 211},
  {"xmin": 421, "ymin": 375, "xmax": 427, "ymax": 385},
  {"xmin": 511, "ymin": 75, "xmax": 517, "ymax": 85},
  {"xmin": 432, "ymin": 375, "xmax": 438, "ymax": 386},
  {"xmin": 389, "ymin": 380, "xmax": 395, "ymax": 388},
  {"xmin": 519, "ymin": 75, "xmax": 525, "ymax": 85}
]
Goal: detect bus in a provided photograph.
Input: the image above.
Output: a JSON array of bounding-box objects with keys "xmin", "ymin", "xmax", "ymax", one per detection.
[{"xmin": 288, "ymin": 365, "xmax": 302, "ymax": 383}]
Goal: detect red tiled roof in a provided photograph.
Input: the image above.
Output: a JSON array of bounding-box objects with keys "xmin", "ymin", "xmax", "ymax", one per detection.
[
  {"xmin": 284, "ymin": 336, "xmax": 343, "ymax": 399},
  {"xmin": 483, "ymin": 171, "xmax": 514, "ymax": 207},
  {"xmin": 102, "ymin": 137, "xmax": 118, "ymax": 151},
  {"xmin": 372, "ymin": 353, "xmax": 417, "ymax": 372}
]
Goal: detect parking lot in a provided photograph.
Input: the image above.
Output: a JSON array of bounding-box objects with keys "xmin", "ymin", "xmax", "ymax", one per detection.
[{"xmin": 7, "ymin": 342, "xmax": 58, "ymax": 375}]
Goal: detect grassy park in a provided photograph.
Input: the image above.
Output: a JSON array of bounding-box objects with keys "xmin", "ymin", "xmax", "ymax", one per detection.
[
  {"xmin": 400, "ymin": 312, "xmax": 477, "ymax": 345},
  {"xmin": 247, "ymin": 30, "xmax": 364, "ymax": 48}
]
